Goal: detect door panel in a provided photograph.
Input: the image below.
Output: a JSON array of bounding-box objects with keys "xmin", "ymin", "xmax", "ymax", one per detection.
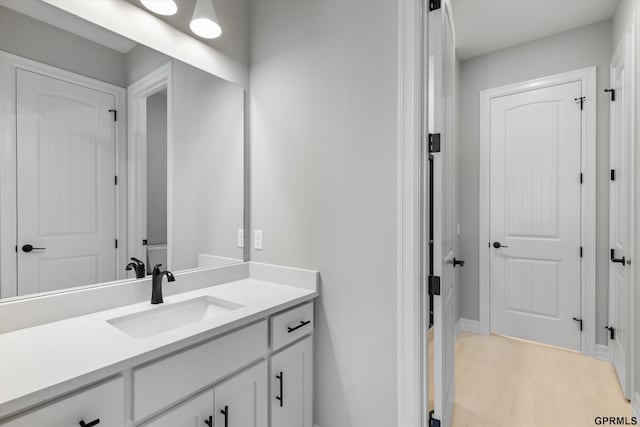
[
  {"xmin": 608, "ymin": 31, "xmax": 633, "ymax": 399},
  {"xmin": 429, "ymin": 1, "xmax": 456, "ymax": 425},
  {"xmin": 490, "ymin": 81, "xmax": 582, "ymax": 351},
  {"xmin": 214, "ymin": 361, "xmax": 268, "ymax": 427},
  {"xmin": 16, "ymin": 69, "xmax": 117, "ymax": 294}
]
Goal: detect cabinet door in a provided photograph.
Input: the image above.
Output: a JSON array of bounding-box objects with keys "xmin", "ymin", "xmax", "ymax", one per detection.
[
  {"xmin": 214, "ymin": 361, "xmax": 268, "ymax": 427},
  {"xmin": 143, "ymin": 389, "xmax": 213, "ymax": 427},
  {"xmin": 2, "ymin": 377, "xmax": 124, "ymax": 427},
  {"xmin": 270, "ymin": 337, "xmax": 313, "ymax": 427}
]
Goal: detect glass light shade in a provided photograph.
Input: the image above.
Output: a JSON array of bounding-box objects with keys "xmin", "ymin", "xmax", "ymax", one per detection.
[
  {"xmin": 140, "ymin": 0, "xmax": 178, "ymax": 16},
  {"xmin": 190, "ymin": 0, "xmax": 222, "ymax": 39}
]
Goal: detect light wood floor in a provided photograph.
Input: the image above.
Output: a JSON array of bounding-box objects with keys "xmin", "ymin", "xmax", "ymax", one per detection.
[{"xmin": 429, "ymin": 332, "xmax": 633, "ymax": 427}]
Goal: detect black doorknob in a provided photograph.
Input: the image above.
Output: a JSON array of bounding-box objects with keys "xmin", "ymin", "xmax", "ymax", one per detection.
[
  {"xmin": 453, "ymin": 258, "xmax": 465, "ymax": 267},
  {"xmin": 492, "ymin": 242, "xmax": 508, "ymax": 249},
  {"xmin": 22, "ymin": 244, "xmax": 46, "ymax": 253}
]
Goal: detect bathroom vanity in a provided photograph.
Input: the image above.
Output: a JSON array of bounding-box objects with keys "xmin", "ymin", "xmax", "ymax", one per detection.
[{"xmin": 0, "ymin": 263, "xmax": 317, "ymax": 427}]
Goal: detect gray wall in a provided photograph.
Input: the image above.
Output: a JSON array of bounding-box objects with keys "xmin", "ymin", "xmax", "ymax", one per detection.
[
  {"xmin": 0, "ymin": 6, "xmax": 126, "ymax": 87},
  {"xmin": 249, "ymin": 1, "xmax": 399, "ymax": 426},
  {"xmin": 172, "ymin": 61, "xmax": 245, "ymax": 270},
  {"xmin": 146, "ymin": 91, "xmax": 168, "ymax": 246},
  {"xmin": 457, "ymin": 20, "xmax": 613, "ymax": 345},
  {"xmin": 613, "ymin": 0, "xmax": 640, "ymax": 406}
]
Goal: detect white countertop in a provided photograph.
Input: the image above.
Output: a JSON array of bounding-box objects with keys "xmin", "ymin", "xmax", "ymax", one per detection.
[{"xmin": 0, "ymin": 278, "xmax": 317, "ymax": 419}]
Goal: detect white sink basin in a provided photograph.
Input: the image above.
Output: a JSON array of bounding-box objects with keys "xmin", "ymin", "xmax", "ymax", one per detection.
[{"xmin": 107, "ymin": 296, "xmax": 244, "ymax": 339}]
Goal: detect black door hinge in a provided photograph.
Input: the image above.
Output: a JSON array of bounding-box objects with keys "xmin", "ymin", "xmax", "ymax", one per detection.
[
  {"xmin": 574, "ymin": 97, "xmax": 586, "ymax": 110},
  {"xmin": 604, "ymin": 88, "xmax": 616, "ymax": 101},
  {"xmin": 429, "ymin": 410, "xmax": 441, "ymax": 427},
  {"xmin": 611, "ymin": 169, "xmax": 616, "ymax": 181},
  {"xmin": 580, "ymin": 246, "xmax": 583, "ymax": 258},
  {"xmin": 115, "ymin": 239, "xmax": 118, "ymax": 249},
  {"xmin": 572, "ymin": 317, "xmax": 583, "ymax": 331},
  {"xmin": 114, "ymin": 176, "xmax": 118, "ymax": 185},
  {"xmin": 429, "ymin": 133, "xmax": 441, "ymax": 153},
  {"xmin": 605, "ymin": 326, "xmax": 616, "ymax": 340},
  {"xmin": 579, "ymin": 173, "xmax": 583, "ymax": 184},
  {"xmin": 429, "ymin": 0, "xmax": 441, "ymax": 11},
  {"xmin": 108, "ymin": 109, "xmax": 117, "ymax": 122},
  {"xmin": 428, "ymin": 276, "xmax": 441, "ymax": 296}
]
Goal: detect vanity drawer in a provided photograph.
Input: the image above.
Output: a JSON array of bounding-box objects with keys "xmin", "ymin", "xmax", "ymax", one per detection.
[
  {"xmin": 1, "ymin": 377, "xmax": 124, "ymax": 427},
  {"xmin": 270, "ymin": 302, "xmax": 314, "ymax": 352},
  {"xmin": 133, "ymin": 320, "xmax": 268, "ymax": 422}
]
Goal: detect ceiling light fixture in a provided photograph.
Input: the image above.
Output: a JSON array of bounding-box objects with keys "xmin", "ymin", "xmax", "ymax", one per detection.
[
  {"xmin": 140, "ymin": 0, "xmax": 178, "ymax": 16},
  {"xmin": 190, "ymin": 0, "xmax": 222, "ymax": 39}
]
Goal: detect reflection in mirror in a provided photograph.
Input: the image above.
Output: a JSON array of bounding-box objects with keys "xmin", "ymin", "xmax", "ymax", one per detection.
[{"xmin": 0, "ymin": 2, "xmax": 245, "ymax": 299}]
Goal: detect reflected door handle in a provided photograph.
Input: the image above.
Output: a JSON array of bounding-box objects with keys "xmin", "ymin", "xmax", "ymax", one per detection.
[
  {"xmin": 453, "ymin": 258, "xmax": 465, "ymax": 267},
  {"xmin": 492, "ymin": 242, "xmax": 508, "ymax": 249},
  {"xmin": 610, "ymin": 249, "xmax": 626, "ymax": 266},
  {"xmin": 22, "ymin": 244, "xmax": 46, "ymax": 253},
  {"xmin": 79, "ymin": 419, "xmax": 100, "ymax": 427}
]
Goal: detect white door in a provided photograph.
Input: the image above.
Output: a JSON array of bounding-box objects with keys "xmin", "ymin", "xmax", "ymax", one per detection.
[
  {"xmin": 16, "ymin": 69, "xmax": 117, "ymax": 295},
  {"xmin": 608, "ymin": 32, "xmax": 633, "ymax": 399},
  {"xmin": 270, "ymin": 337, "xmax": 313, "ymax": 427},
  {"xmin": 214, "ymin": 361, "xmax": 268, "ymax": 427},
  {"xmin": 429, "ymin": 1, "xmax": 456, "ymax": 425},
  {"xmin": 489, "ymin": 81, "xmax": 582, "ymax": 351},
  {"xmin": 143, "ymin": 389, "xmax": 213, "ymax": 427}
]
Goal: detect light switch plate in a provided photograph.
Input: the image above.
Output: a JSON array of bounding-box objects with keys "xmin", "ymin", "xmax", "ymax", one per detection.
[
  {"xmin": 237, "ymin": 229, "xmax": 244, "ymax": 248},
  {"xmin": 254, "ymin": 230, "xmax": 263, "ymax": 250}
]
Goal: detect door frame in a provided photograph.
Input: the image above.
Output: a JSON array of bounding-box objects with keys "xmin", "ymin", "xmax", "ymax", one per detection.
[
  {"xmin": 0, "ymin": 50, "xmax": 127, "ymax": 299},
  {"xmin": 478, "ymin": 67, "xmax": 597, "ymax": 357},
  {"xmin": 127, "ymin": 62, "xmax": 173, "ymax": 271}
]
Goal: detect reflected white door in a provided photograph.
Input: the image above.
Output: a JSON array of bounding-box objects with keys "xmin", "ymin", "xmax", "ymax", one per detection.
[
  {"xmin": 17, "ymin": 69, "xmax": 117, "ymax": 295},
  {"xmin": 429, "ymin": 1, "xmax": 456, "ymax": 425},
  {"xmin": 608, "ymin": 32, "xmax": 633, "ymax": 399},
  {"xmin": 489, "ymin": 81, "xmax": 582, "ymax": 351}
]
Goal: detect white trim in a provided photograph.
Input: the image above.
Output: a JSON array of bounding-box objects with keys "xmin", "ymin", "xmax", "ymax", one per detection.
[
  {"xmin": 40, "ymin": 0, "xmax": 248, "ymax": 88},
  {"xmin": 478, "ymin": 67, "xmax": 598, "ymax": 357},
  {"xmin": 458, "ymin": 318, "xmax": 482, "ymax": 335},
  {"xmin": 632, "ymin": 393, "xmax": 640, "ymax": 420},
  {"xmin": 396, "ymin": 0, "xmax": 424, "ymax": 426},
  {"xmin": 595, "ymin": 344, "xmax": 610, "ymax": 362},
  {"xmin": 0, "ymin": 50, "xmax": 127, "ymax": 299},
  {"xmin": 127, "ymin": 63, "xmax": 173, "ymax": 271},
  {"xmin": 454, "ymin": 318, "xmax": 462, "ymax": 339}
]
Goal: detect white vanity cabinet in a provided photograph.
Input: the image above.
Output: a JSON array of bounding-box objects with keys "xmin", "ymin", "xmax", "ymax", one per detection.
[
  {"xmin": 213, "ymin": 361, "xmax": 268, "ymax": 427},
  {"xmin": 1, "ymin": 377, "xmax": 124, "ymax": 427},
  {"xmin": 0, "ymin": 301, "xmax": 314, "ymax": 427},
  {"xmin": 270, "ymin": 337, "xmax": 313, "ymax": 427},
  {"xmin": 142, "ymin": 389, "xmax": 213, "ymax": 427}
]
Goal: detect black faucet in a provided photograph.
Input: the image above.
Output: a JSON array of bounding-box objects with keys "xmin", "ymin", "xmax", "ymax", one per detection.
[
  {"xmin": 151, "ymin": 264, "xmax": 175, "ymax": 304},
  {"xmin": 126, "ymin": 257, "xmax": 146, "ymax": 279}
]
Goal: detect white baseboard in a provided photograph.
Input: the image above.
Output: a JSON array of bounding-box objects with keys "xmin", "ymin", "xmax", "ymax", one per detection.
[
  {"xmin": 595, "ymin": 344, "xmax": 609, "ymax": 362},
  {"xmin": 457, "ymin": 318, "xmax": 482, "ymax": 335},
  {"xmin": 633, "ymin": 393, "xmax": 640, "ymax": 419},
  {"xmin": 454, "ymin": 318, "xmax": 462, "ymax": 339}
]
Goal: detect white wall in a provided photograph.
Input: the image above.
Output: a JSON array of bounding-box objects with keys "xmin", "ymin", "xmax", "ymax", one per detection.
[
  {"xmin": 0, "ymin": 6, "xmax": 126, "ymax": 86},
  {"xmin": 146, "ymin": 91, "xmax": 168, "ymax": 246},
  {"xmin": 172, "ymin": 61, "xmax": 244, "ymax": 270},
  {"xmin": 457, "ymin": 20, "xmax": 613, "ymax": 344},
  {"xmin": 250, "ymin": 1, "xmax": 400, "ymax": 426}
]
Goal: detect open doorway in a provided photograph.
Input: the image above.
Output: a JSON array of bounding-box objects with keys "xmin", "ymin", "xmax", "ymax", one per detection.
[{"xmin": 426, "ymin": 0, "xmax": 639, "ymax": 425}]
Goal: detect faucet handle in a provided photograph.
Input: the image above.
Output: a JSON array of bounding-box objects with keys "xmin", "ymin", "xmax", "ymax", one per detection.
[{"xmin": 131, "ymin": 257, "xmax": 144, "ymax": 267}]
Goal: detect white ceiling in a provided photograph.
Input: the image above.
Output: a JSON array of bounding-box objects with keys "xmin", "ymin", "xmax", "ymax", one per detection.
[{"xmin": 451, "ymin": 0, "xmax": 619, "ymax": 60}]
